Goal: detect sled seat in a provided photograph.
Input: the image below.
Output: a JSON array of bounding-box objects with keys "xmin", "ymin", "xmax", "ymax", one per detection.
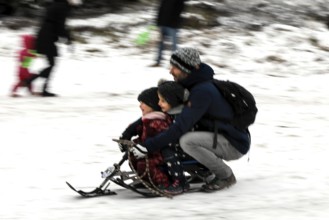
[{"xmin": 180, "ymin": 159, "xmax": 211, "ymax": 184}]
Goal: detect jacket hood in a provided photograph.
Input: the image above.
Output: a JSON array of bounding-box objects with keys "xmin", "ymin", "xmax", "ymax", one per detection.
[
  {"xmin": 179, "ymin": 63, "xmax": 214, "ymax": 89},
  {"xmin": 22, "ymin": 35, "xmax": 35, "ymax": 50}
]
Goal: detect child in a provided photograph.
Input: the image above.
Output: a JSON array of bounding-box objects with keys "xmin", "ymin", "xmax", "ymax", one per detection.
[
  {"xmin": 11, "ymin": 34, "xmax": 38, "ymax": 97},
  {"xmin": 121, "ymin": 87, "xmax": 172, "ymax": 188},
  {"xmin": 157, "ymin": 80, "xmax": 190, "ymax": 194},
  {"xmin": 157, "ymin": 79, "xmax": 189, "ymax": 115}
]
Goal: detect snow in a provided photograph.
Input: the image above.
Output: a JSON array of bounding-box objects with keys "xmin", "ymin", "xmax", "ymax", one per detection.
[{"xmin": 1, "ymin": 12, "xmax": 329, "ymax": 220}]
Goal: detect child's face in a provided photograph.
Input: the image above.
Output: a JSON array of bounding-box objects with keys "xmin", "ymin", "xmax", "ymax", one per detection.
[
  {"xmin": 139, "ymin": 102, "xmax": 154, "ymax": 116},
  {"xmin": 158, "ymin": 93, "xmax": 171, "ymax": 113}
]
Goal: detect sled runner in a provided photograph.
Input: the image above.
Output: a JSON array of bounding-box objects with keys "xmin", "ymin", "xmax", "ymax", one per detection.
[{"xmin": 66, "ymin": 139, "xmax": 211, "ymax": 198}]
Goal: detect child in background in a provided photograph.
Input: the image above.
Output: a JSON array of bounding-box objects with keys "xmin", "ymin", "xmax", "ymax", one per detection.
[
  {"xmin": 157, "ymin": 80, "xmax": 190, "ymax": 194},
  {"xmin": 11, "ymin": 35, "xmax": 38, "ymax": 97},
  {"xmin": 121, "ymin": 87, "xmax": 172, "ymax": 188}
]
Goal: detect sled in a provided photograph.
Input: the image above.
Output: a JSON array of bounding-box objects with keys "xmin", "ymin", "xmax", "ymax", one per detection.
[{"xmin": 66, "ymin": 139, "xmax": 211, "ymax": 198}]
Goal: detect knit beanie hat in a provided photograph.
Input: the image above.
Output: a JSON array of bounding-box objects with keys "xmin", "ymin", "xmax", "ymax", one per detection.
[
  {"xmin": 137, "ymin": 87, "xmax": 161, "ymax": 111},
  {"xmin": 170, "ymin": 47, "xmax": 201, "ymax": 74},
  {"xmin": 158, "ymin": 80, "xmax": 189, "ymax": 108}
]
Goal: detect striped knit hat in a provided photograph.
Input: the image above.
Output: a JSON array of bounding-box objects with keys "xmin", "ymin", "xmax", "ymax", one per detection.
[{"xmin": 170, "ymin": 47, "xmax": 201, "ymax": 74}]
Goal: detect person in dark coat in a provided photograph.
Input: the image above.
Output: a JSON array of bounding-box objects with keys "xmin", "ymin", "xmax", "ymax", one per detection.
[
  {"xmin": 142, "ymin": 48, "xmax": 252, "ymax": 192},
  {"xmin": 27, "ymin": 0, "xmax": 81, "ymax": 97},
  {"xmin": 150, "ymin": 0, "xmax": 185, "ymax": 67}
]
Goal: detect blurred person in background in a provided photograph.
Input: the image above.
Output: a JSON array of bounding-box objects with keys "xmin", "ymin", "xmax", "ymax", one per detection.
[
  {"xmin": 11, "ymin": 34, "xmax": 38, "ymax": 97},
  {"xmin": 26, "ymin": 0, "xmax": 82, "ymax": 97},
  {"xmin": 149, "ymin": 0, "xmax": 185, "ymax": 67}
]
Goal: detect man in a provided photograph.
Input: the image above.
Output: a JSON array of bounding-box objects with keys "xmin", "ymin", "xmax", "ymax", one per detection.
[
  {"xmin": 142, "ymin": 47, "xmax": 251, "ymax": 192},
  {"xmin": 150, "ymin": 0, "xmax": 185, "ymax": 67},
  {"xmin": 26, "ymin": 0, "xmax": 82, "ymax": 97}
]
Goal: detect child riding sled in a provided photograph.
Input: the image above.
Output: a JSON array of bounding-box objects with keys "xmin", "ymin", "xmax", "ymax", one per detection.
[
  {"xmin": 120, "ymin": 87, "xmax": 172, "ymax": 190},
  {"xmin": 119, "ymin": 85, "xmax": 190, "ymax": 194}
]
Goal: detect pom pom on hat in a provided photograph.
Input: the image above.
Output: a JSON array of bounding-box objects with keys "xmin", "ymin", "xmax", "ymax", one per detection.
[
  {"xmin": 170, "ymin": 47, "xmax": 201, "ymax": 74},
  {"xmin": 137, "ymin": 87, "xmax": 161, "ymax": 111}
]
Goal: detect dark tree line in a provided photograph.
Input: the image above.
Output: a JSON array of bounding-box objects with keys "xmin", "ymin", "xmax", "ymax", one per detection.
[{"xmin": 0, "ymin": 0, "xmax": 144, "ymax": 17}]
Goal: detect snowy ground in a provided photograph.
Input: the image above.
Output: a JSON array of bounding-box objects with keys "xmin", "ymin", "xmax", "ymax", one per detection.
[{"xmin": 1, "ymin": 12, "xmax": 329, "ymax": 220}]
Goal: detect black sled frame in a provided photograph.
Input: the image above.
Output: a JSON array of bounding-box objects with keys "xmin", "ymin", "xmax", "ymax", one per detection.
[{"xmin": 66, "ymin": 140, "xmax": 210, "ymax": 198}]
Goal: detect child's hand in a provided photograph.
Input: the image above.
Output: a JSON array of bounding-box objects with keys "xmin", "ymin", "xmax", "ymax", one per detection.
[
  {"xmin": 113, "ymin": 138, "xmax": 134, "ymax": 152},
  {"xmin": 118, "ymin": 143, "xmax": 128, "ymax": 152}
]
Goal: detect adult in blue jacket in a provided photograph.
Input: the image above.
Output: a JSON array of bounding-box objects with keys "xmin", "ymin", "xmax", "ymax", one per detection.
[{"xmin": 143, "ymin": 47, "xmax": 251, "ymax": 191}]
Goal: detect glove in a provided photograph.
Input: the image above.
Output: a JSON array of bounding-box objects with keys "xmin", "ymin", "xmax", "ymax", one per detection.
[
  {"xmin": 118, "ymin": 143, "xmax": 128, "ymax": 152},
  {"xmin": 131, "ymin": 144, "xmax": 148, "ymax": 159},
  {"xmin": 112, "ymin": 136, "xmax": 133, "ymax": 152},
  {"xmin": 121, "ymin": 118, "xmax": 142, "ymax": 140}
]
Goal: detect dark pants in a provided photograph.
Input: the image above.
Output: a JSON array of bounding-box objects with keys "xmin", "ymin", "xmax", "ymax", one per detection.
[
  {"xmin": 26, "ymin": 54, "xmax": 56, "ymax": 93},
  {"xmin": 156, "ymin": 26, "xmax": 178, "ymax": 64},
  {"xmin": 39, "ymin": 54, "xmax": 55, "ymax": 92}
]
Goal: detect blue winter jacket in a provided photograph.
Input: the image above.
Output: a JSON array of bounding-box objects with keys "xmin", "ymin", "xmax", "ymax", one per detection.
[{"xmin": 144, "ymin": 63, "xmax": 251, "ymax": 154}]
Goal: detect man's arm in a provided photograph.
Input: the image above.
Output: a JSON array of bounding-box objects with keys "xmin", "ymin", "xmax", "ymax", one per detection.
[{"xmin": 144, "ymin": 87, "xmax": 212, "ymax": 152}]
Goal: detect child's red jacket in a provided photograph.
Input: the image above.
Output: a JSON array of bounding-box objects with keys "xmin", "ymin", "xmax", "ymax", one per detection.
[{"xmin": 18, "ymin": 35, "xmax": 36, "ymax": 80}]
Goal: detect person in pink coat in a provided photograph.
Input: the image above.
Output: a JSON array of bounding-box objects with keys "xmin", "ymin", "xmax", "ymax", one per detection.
[{"xmin": 11, "ymin": 34, "xmax": 38, "ymax": 97}]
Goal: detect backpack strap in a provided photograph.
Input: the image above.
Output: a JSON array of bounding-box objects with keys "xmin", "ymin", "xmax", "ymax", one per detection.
[{"xmin": 201, "ymin": 114, "xmax": 227, "ymax": 149}]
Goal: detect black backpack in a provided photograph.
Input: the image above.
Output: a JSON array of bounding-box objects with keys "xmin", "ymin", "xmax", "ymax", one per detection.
[{"xmin": 211, "ymin": 79, "xmax": 258, "ymax": 130}]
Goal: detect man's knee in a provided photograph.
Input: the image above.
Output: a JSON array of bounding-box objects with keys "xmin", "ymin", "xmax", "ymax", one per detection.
[{"xmin": 179, "ymin": 132, "xmax": 194, "ymax": 152}]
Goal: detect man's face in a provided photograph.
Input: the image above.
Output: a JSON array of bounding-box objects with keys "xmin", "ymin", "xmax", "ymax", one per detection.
[{"xmin": 170, "ymin": 65, "xmax": 188, "ymax": 82}]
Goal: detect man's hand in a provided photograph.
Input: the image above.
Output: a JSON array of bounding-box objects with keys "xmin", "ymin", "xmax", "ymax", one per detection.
[{"xmin": 131, "ymin": 144, "xmax": 148, "ymax": 159}]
